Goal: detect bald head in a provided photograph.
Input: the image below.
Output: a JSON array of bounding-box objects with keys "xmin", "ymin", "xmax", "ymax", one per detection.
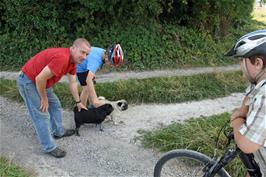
[
  {"xmin": 70, "ymin": 38, "xmax": 91, "ymax": 64},
  {"xmin": 73, "ymin": 38, "xmax": 91, "ymax": 48}
]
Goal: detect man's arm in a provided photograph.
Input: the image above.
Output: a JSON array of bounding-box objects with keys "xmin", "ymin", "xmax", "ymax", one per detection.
[
  {"xmin": 35, "ymin": 66, "xmax": 54, "ymax": 112},
  {"xmin": 85, "ymin": 71, "xmax": 103, "ymax": 107},
  {"xmin": 67, "ymin": 73, "xmax": 87, "ymax": 111}
]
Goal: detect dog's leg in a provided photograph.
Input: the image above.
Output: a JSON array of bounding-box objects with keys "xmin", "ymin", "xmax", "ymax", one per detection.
[
  {"xmin": 96, "ymin": 123, "xmax": 104, "ymax": 131},
  {"xmin": 111, "ymin": 115, "xmax": 119, "ymax": 125}
]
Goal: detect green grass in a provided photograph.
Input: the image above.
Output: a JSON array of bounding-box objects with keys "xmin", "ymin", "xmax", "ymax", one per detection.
[
  {"xmin": 0, "ymin": 71, "xmax": 246, "ymax": 109},
  {"xmin": 0, "ymin": 156, "xmax": 36, "ymax": 177},
  {"xmin": 252, "ymin": 6, "xmax": 266, "ymax": 24},
  {"xmin": 1, "ymin": 7, "xmax": 263, "ymax": 176},
  {"xmin": 137, "ymin": 113, "xmax": 246, "ymax": 177}
]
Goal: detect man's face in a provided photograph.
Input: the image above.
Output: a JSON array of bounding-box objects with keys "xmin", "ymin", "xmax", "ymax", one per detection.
[{"xmin": 72, "ymin": 43, "xmax": 91, "ymax": 64}]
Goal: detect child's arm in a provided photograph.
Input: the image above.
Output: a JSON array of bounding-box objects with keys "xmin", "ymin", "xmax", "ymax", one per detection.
[
  {"xmin": 230, "ymin": 96, "xmax": 261, "ymax": 153},
  {"xmin": 230, "ymin": 96, "xmax": 249, "ymax": 125},
  {"xmin": 230, "ymin": 117, "xmax": 261, "ymax": 153}
]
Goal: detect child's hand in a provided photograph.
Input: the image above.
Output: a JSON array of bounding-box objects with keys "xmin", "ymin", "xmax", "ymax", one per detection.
[
  {"xmin": 231, "ymin": 105, "xmax": 248, "ymax": 120},
  {"xmin": 230, "ymin": 116, "xmax": 245, "ymax": 128},
  {"xmin": 230, "ymin": 105, "xmax": 248, "ymax": 128}
]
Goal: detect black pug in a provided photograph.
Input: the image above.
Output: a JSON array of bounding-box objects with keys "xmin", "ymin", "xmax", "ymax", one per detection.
[{"xmin": 73, "ymin": 104, "xmax": 114, "ymax": 136}]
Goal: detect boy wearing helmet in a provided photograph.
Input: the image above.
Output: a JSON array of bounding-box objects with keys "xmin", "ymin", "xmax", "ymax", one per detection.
[
  {"xmin": 76, "ymin": 44, "xmax": 123, "ymax": 107},
  {"xmin": 226, "ymin": 29, "xmax": 266, "ymax": 176}
]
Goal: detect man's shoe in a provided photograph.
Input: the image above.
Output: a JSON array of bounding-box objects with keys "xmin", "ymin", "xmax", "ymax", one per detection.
[
  {"xmin": 53, "ymin": 129, "xmax": 75, "ymax": 139},
  {"xmin": 48, "ymin": 147, "xmax": 66, "ymax": 158}
]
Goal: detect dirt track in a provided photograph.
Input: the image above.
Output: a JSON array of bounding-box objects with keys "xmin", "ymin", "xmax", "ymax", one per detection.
[{"xmin": 0, "ymin": 66, "xmax": 244, "ymax": 177}]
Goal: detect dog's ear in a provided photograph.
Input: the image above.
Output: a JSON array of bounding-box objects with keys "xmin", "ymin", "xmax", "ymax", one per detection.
[
  {"xmin": 107, "ymin": 104, "xmax": 114, "ymax": 112},
  {"xmin": 117, "ymin": 101, "xmax": 122, "ymax": 107}
]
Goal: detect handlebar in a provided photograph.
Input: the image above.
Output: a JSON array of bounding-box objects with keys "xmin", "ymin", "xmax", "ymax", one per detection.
[{"xmin": 226, "ymin": 131, "xmax": 234, "ymax": 141}]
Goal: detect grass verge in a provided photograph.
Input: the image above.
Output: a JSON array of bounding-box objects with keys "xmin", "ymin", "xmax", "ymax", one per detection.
[
  {"xmin": 136, "ymin": 113, "xmax": 246, "ymax": 177},
  {"xmin": 0, "ymin": 71, "xmax": 246, "ymax": 109},
  {"xmin": 252, "ymin": 6, "xmax": 266, "ymax": 24},
  {"xmin": 0, "ymin": 156, "xmax": 36, "ymax": 177}
]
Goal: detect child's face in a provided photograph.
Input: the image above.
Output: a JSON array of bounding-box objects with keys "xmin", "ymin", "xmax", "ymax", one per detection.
[
  {"xmin": 240, "ymin": 57, "xmax": 264, "ymax": 81},
  {"xmin": 103, "ymin": 53, "xmax": 114, "ymax": 67},
  {"xmin": 240, "ymin": 58, "xmax": 251, "ymax": 81}
]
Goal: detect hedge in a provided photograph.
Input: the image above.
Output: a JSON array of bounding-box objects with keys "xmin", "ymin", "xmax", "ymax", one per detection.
[{"xmin": 0, "ymin": 0, "xmax": 258, "ymax": 71}]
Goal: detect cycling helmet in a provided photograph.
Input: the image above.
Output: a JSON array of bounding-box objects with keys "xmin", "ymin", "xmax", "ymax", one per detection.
[
  {"xmin": 106, "ymin": 44, "xmax": 124, "ymax": 66},
  {"xmin": 226, "ymin": 29, "xmax": 266, "ymax": 58}
]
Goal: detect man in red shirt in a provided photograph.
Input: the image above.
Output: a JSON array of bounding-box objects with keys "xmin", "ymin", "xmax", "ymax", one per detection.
[{"xmin": 17, "ymin": 38, "xmax": 91, "ymax": 158}]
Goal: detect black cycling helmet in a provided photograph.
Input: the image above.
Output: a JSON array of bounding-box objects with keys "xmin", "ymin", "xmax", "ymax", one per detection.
[{"xmin": 226, "ymin": 29, "xmax": 266, "ymax": 58}]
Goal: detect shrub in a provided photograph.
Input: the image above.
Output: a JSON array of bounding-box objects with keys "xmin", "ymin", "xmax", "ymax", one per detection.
[{"xmin": 0, "ymin": 0, "xmax": 262, "ymax": 71}]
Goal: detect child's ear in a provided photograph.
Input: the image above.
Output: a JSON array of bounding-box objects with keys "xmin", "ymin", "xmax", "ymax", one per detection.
[{"xmin": 255, "ymin": 57, "xmax": 264, "ymax": 69}]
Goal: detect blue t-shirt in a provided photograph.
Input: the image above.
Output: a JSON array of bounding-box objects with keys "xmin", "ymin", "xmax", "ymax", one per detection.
[{"xmin": 76, "ymin": 47, "xmax": 105, "ymax": 74}]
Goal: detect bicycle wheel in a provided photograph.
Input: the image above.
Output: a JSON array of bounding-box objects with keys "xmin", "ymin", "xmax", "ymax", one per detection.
[{"xmin": 154, "ymin": 149, "xmax": 230, "ymax": 177}]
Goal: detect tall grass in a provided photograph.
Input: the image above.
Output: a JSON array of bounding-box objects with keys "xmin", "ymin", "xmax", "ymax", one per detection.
[
  {"xmin": 0, "ymin": 156, "xmax": 36, "ymax": 177},
  {"xmin": 137, "ymin": 113, "xmax": 246, "ymax": 177},
  {"xmin": 0, "ymin": 71, "xmax": 246, "ymax": 109}
]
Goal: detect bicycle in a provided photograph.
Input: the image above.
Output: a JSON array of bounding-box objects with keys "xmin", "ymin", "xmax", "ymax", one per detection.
[{"xmin": 154, "ymin": 126, "xmax": 262, "ymax": 177}]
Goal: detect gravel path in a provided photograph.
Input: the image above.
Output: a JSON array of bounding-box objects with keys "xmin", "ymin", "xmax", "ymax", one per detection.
[
  {"xmin": 0, "ymin": 65, "xmax": 239, "ymax": 83},
  {"xmin": 0, "ymin": 65, "xmax": 243, "ymax": 177},
  {"xmin": 1, "ymin": 96, "xmax": 158, "ymax": 177}
]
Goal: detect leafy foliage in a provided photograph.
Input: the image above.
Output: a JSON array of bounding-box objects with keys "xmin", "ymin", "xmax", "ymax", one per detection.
[
  {"xmin": 0, "ymin": 0, "xmax": 263, "ymax": 71},
  {"xmin": 159, "ymin": 0, "xmax": 254, "ymax": 36}
]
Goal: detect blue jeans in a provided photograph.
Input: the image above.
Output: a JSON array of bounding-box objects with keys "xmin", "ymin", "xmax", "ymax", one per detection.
[{"xmin": 16, "ymin": 73, "xmax": 65, "ymax": 152}]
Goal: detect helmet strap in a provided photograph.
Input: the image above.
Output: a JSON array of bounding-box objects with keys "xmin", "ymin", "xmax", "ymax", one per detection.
[
  {"xmin": 243, "ymin": 59, "xmax": 256, "ymax": 84},
  {"xmin": 255, "ymin": 68, "xmax": 266, "ymax": 83}
]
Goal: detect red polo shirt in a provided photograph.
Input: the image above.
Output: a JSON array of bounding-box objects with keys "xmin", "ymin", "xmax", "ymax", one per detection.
[{"xmin": 22, "ymin": 48, "xmax": 76, "ymax": 88}]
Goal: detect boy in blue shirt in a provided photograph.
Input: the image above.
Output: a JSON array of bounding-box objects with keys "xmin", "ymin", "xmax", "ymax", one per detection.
[{"xmin": 76, "ymin": 44, "xmax": 123, "ymax": 107}]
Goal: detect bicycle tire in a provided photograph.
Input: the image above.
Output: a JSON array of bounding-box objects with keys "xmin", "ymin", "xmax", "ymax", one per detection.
[{"xmin": 154, "ymin": 149, "xmax": 230, "ymax": 177}]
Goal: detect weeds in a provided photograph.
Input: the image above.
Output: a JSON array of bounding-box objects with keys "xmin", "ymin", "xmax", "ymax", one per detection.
[
  {"xmin": 0, "ymin": 71, "xmax": 246, "ymax": 110},
  {"xmin": 0, "ymin": 156, "xmax": 36, "ymax": 177},
  {"xmin": 137, "ymin": 113, "xmax": 246, "ymax": 177}
]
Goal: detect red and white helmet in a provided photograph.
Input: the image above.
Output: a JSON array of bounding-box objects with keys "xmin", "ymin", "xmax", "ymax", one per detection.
[{"xmin": 106, "ymin": 44, "xmax": 124, "ymax": 66}]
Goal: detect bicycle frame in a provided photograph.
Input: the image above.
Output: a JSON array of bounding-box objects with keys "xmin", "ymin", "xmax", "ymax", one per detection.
[
  {"xmin": 154, "ymin": 129, "xmax": 263, "ymax": 177},
  {"xmin": 204, "ymin": 132, "xmax": 262, "ymax": 177},
  {"xmin": 238, "ymin": 151, "xmax": 262, "ymax": 177}
]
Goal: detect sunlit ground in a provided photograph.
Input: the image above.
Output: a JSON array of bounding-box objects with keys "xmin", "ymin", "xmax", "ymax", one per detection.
[{"xmin": 252, "ymin": 5, "xmax": 266, "ymax": 24}]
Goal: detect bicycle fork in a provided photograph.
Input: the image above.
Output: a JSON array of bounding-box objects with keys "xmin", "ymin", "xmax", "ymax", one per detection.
[{"xmin": 203, "ymin": 148, "xmax": 238, "ymax": 177}]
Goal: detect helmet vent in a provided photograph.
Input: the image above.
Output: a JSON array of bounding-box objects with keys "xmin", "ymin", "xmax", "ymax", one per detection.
[
  {"xmin": 237, "ymin": 41, "xmax": 246, "ymax": 48},
  {"xmin": 249, "ymin": 34, "xmax": 266, "ymax": 40}
]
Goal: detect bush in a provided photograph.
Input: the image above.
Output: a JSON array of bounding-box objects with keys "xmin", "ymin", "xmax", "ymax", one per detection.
[
  {"xmin": 0, "ymin": 0, "xmax": 262, "ymax": 71},
  {"xmin": 159, "ymin": 0, "xmax": 254, "ymax": 37}
]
